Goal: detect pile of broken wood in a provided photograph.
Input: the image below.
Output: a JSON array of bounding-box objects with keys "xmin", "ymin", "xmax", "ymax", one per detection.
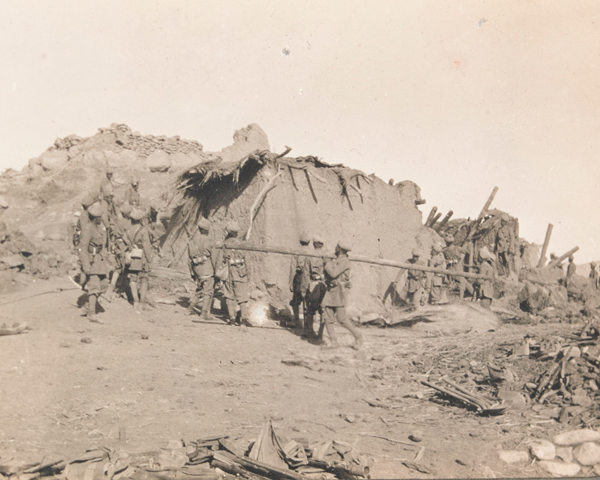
[
  {"xmin": 0, "ymin": 421, "xmax": 371, "ymax": 480},
  {"xmin": 523, "ymin": 320, "xmax": 600, "ymax": 425}
]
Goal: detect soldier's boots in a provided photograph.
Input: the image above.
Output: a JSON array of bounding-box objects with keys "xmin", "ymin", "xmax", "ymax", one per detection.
[
  {"xmin": 87, "ymin": 295, "xmax": 104, "ymax": 324},
  {"xmin": 324, "ymin": 323, "xmax": 339, "ymax": 349},
  {"xmin": 345, "ymin": 323, "xmax": 364, "ymax": 350},
  {"xmin": 226, "ymin": 299, "xmax": 241, "ymax": 326}
]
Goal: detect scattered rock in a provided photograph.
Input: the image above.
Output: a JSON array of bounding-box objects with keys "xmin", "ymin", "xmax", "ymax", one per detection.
[
  {"xmin": 555, "ymin": 446, "xmax": 573, "ymax": 463},
  {"xmin": 553, "ymin": 429, "xmax": 600, "ymax": 446},
  {"xmin": 497, "ymin": 450, "xmax": 529, "ymax": 464},
  {"xmin": 81, "ymin": 338, "xmax": 92, "ymax": 344},
  {"xmin": 530, "ymin": 439, "xmax": 555, "ymax": 461},
  {"xmin": 408, "ymin": 434, "xmax": 422, "ymax": 443},
  {"xmin": 537, "ymin": 460, "xmax": 581, "ymax": 477},
  {"xmin": 146, "ymin": 150, "xmax": 171, "ymax": 172},
  {"xmin": 141, "ymin": 334, "xmax": 149, "ymax": 340},
  {"xmin": 40, "ymin": 150, "xmax": 69, "ymax": 171},
  {"xmin": 573, "ymin": 441, "xmax": 600, "ymax": 466}
]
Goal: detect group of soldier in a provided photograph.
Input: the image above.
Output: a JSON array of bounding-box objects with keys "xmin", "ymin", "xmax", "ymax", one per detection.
[
  {"xmin": 187, "ymin": 221, "xmax": 363, "ymax": 349},
  {"xmin": 392, "ymin": 234, "xmax": 497, "ymax": 311},
  {"xmin": 75, "ymin": 169, "xmax": 153, "ymax": 323}
]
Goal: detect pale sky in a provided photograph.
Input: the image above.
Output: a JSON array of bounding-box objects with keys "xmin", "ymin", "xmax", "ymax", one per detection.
[{"xmin": 1, "ymin": 1, "xmax": 599, "ymax": 262}]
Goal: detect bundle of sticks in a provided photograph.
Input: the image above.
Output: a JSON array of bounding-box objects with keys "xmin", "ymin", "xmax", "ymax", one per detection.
[{"xmin": 421, "ymin": 377, "xmax": 510, "ymax": 415}]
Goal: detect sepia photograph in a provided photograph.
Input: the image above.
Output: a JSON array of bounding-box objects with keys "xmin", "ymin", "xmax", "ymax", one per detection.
[{"xmin": 1, "ymin": 1, "xmax": 600, "ymax": 478}]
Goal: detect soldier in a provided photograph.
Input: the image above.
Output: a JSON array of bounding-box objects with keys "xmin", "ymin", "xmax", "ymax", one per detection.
[
  {"xmin": 589, "ymin": 262, "xmax": 599, "ymax": 290},
  {"xmin": 394, "ymin": 249, "xmax": 427, "ymax": 310},
  {"xmin": 305, "ymin": 235, "xmax": 327, "ymax": 340},
  {"xmin": 216, "ymin": 221, "xmax": 249, "ymax": 326},
  {"xmin": 100, "ymin": 166, "xmax": 115, "ymax": 199},
  {"xmin": 495, "ymin": 214, "xmax": 515, "ymax": 276},
  {"xmin": 188, "ymin": 217, "xmax": 215, "ymax": 320},
  {"xmin": 99, "ymin": 183, "xmax": 118, "ymax": 229},
  {"xmin": 476, "ymin": 249, "xmax": 495, "ymax": 309},
  {"xmin": 107, "ymin": 202, "xmax": 133, "ymax": 297},
  {"xmin": 126, "ymin": 209, "xmax": 154, "ymax": 311},
  {"xmin": 78, "ymin": 203, "xmax": 109, "ymax": 323},
  {"xmin": 443, "ymin": 234, "xmax": 474, "ymax": 300},
  {"xmin": 566, "ymin": 255, "xmax": 577, "ymax": 289},
  {"xmin": 289, "ymin": 231, "xmax": 311, "ymax": 330},
  {"xmin": 428, "ymin": 243, "xmax": 446, "ymax": 304},
  {"xmin": 124, "ymin": 176, "xmax": 141, "ymax": 207},
  {"xmin": 74, "ymin": 194, "xmax": 96, "ymax": 244},
  {"xmin": 321, "ymin": 240, "xmax": 363, "ymax": 350}
]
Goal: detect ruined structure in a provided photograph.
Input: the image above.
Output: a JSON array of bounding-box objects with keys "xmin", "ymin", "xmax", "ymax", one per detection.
[
  {"xmin": 166, "ymin": 151, "xmax": 437, "ymax": 310},
  {"xmin": 0, "ymin": 123, "xmax": 438, "ymax": 309}
]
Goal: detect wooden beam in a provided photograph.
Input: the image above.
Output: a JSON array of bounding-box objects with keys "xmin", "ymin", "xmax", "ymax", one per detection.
[
  {"xmin": 537, "ymin": 223, "xmax": 554, "ymax": 268},
  {"xmin": 477, "ymin": 186, "xmax": 499, "ymax": 221},
  {"xmin": 216, "ymin": 242, "xmax": 493, "ymax": 280},
  {"xmin": 547, "ymin": 246, "xmax": 579, "ymax": 269}
]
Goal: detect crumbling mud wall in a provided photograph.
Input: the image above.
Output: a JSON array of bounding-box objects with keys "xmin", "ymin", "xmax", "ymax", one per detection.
[{"xmin": 171, "ymin": 157, "xmax": 437, "ymax": 311}]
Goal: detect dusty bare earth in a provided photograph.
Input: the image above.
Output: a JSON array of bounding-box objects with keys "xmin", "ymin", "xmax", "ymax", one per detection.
[{"xmin": 0, "ymin": 276, "xmax": 585, "ymax": 479}]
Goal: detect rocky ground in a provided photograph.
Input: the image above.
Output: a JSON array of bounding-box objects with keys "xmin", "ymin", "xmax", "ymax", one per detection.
[{"xmin": 2, "ymin": 276, "xmax": 598, "ymax": 479}]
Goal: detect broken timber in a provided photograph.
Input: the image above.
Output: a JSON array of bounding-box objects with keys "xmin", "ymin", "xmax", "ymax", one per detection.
[
  {"xmin": 216, "ymin": 243, "xmax": 493, "ymax": 280},
  {"xmin": 537, "ymin": 223, "xmax": 554, "ymax": 268},
  {"xmin": 547, "ymin": 246, "xmax": 579, "ymax": 269}
]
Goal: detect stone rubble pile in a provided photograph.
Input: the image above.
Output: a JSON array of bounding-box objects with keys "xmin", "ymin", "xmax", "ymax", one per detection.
[
  {"xmin": 499, "ymin": 428, "xmax": 600, "ymax": 476},
  {"xmin": 63, "ymin": 123, "xmax": 204, "ymax": 159}
]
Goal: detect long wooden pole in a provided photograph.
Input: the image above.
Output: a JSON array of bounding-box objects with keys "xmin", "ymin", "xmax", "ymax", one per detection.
[
  {"xmin": 428, "ymin": 212, "xmax": 443, "ymax": 229},
  {"xmin": 537, "ymin": 223, "xmax": 554, "ymax": 268},
  {"xmin": 477, "ymin": 186, "xmax": 499, "ymax": 221},
  {"xmin": 216, "ymin": 242, "xmax": 493, "ymax": 280},
  {"xmin": 425, "ymin": 207, "xmax": 438, "ymax": 227},
  {"xmin": 547, "ymin": 246, "xmax": 579, "ymax": 269},
  {"xmin": 434, "ymin": 210, "xmax": 453, "ymax": 232}
]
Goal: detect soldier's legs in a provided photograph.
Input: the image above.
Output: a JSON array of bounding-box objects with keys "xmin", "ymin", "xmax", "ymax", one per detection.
[
  {"xmin": 239, "ymin": 301, "xmax": 248, "ymax": 323},
  {"xmin": 85, "ymin": 275, "xmax": 105, "ymax": 323},
  {"xmin": 290, "ymin": 291, "xmax": 304, "ymax": 327},
  {"xmin": 110, "ymin": 271, "xmax": 119, "ymax": 290},
  {"xmin": 322, "ymin": 307, "xmax": 338, "ymax": 347},
  {"xmin": 200, "ymin": 276, "xmax": 215, "ymax": 317},
  {"xmin": 458, "ymin": 277, "xmax": 474, "ymax": 299},
  {"xmin": 412, "ymin": 288, "xmax": 424, "ymax": 310},
  {"xmin": 430, "ymin": 285, "xmax": 442, "ymax": 304},
  {"xmin": 232, "ymin": 281, "xmax": 249, "ymax": 325},
  {"xmin": 139, "ymin": 274, "xmax": 149, "ymax": 304},
  {"xmin": 304, "ymin": 301, "xmax": 316, "ymax": 336},
  {"xmin": 337, "ymin": 307, "xmax": 363, "ymax": 350},
  {"xmin": 225, "ymin": 299, "xmax": 238, "ymax": 324},
  {"xmin": 129, "ymin": 273, "xmax": 140, "ymax": 311}
]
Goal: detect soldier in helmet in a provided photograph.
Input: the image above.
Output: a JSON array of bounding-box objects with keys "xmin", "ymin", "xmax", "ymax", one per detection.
[
  {"xmin": 589, "ymin": 262, "xmax": 599, "ymax": 291},
  {"xmin": 100, "ymin": 166, "xmax": 115, "ymax": 200},
  {"xmin": 289, "ymin": 231, "xmax": 311, "ymax": 331},
  {"xmin": 321, "ymin": 240, "xmax": 363, "ymax": 349},
  {"xmin": 215, "ymin": 221, "xmax": 249, "ymax": 326},
  {"xmin": 107, "ymin": 202, "xmax": 133, "ymax": 298},
  {"xmin": 125, "ymin": 209, "xmax": 154, "ymax": 311},
  {"xmin": 442, "ymin": 234, "xmax": 474, "ymax": 300},
  {"xmin": 566, "ymin": 255, "xmax": 577, "ymax": 289},
  {"xmin": 188, "ymin": 217, "xmax": 216, "ymax": 320},
  {"xmin": 78, "ymin": 203, "xmax": 109, "ymax": 323},
  {"xmin": 495, "ymin": 213, "xmax": 516, "ymax": 276},
  {"xmin": 428, "ymin": 243, "xmax": 446, "ymax": 304},
  {"xmin": 476, "ymin": 248, "xmax": 496, "ymax": 309},
  {"xmin": 76, "ymin": 193, "xmax": 97, "ymax": 234},
  {"xmin": 305, "ymin": 235, "xmax": 327, "ymax": 340},
  {"xmin": 394, "ymin": 249, "xmax": 427, "ymax": 310},
  {"xmin": 124, "ymin": 176, "xmax": 141, "ymax": 208},
  {"xmin": 99, "ymin": 183, "xmax": 118, "ymax": 229}
]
